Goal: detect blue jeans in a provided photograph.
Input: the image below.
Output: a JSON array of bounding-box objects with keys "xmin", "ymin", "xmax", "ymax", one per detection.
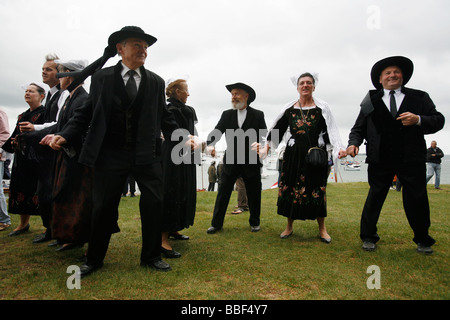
[
  {"xmin": 0, "ymin": 161, "xmax": 10, "ymax": 225},
  {"xmin": 426, "ymin": 162, "xmax": 441, "ymax": 188}
]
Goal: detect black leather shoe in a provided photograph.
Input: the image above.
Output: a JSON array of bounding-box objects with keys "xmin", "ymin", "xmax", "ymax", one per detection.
[
  {"xmin": 48, "ymin": 240, "xmax": 59, "ymax": 247},
  {"xmin": 320, "ymin": 236, "xmax": 332, "ymax": 244},
  {"xmin": 417, "ymin": 243, "xmax": 433, "ymax": 254},
  {"xmin": 206, "ymin": 226, "xmax": 222, "ymax": 234},
  {"xmin": 141, "ymin": 259, "xmax": 172, "ymax": 272},
  {"xmin": 362, "ymin": 241, "xmax": 376, "ymax": 251},
  {"xmin": 8, "ymin": 224, "xmax": 30, "ymax": 237},
  {"xmin": 280, "ymin": 231, "xmax": 293, "ymax": 239},
  {"xmin": 32, "ymin": 232, "xmax": 52, "ymax": 243},
  {"xmin": 55, "ymin": 243, "xmax": 83, "ymax": 252},
  {"xmin": 80, "ymin": 263, "xmax": 103, "ymax": 278},
  {"xmin": 161, "ymin": 247, "xmax": 181, "ymax": 258},
  {"xmin": 169, "ymin": 232, "xmax": 189, "ymax": 240}
]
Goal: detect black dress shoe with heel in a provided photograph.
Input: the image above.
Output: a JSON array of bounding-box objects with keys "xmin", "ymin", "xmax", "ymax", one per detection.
[
  {"xmin": 8, "ymin": 224, "xmax": 30, "ymax": 237},
  {"xmin": 169, "ymin": 232, "xmax": 189, "ymax": 240},
  {"xmin": 55, "ymin": 243, "xmax": 83, "ymax": 252},
  {"xmin": 161, "ymin": 247, "xmax": 181, "ymax": 258},
  {"xmin": 32, "ymin": 232, "xmax": 52, "ymax": 243}
]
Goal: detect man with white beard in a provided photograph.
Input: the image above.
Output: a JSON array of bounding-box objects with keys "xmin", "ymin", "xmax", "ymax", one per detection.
[{"xmin": 206, "ymin": 83, "xmax": 267, "ymax": 234}]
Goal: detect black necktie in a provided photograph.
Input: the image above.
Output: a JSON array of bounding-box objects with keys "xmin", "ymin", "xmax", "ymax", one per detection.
[
  {"xmin": 126, "ymin": 70, "xmax": 137, "ymax": 100},
  {"xmin": 45, "ymin": 92, "xmax": 52, "ymax": 107},
  {"xmin": 390, "ymin": 90, "xmax": 397, "ymax": 117}
]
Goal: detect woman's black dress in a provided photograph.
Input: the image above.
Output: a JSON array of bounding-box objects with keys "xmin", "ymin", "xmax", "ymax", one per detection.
[
  {"xmin": 270, "ymin": 106, "xmax": 330, "ymax": 220},
  {"xmin": 50, "ymin": 87, "xmax": 92, "ymax": 244},
  {"xmin": 3, "ymin": 106, "xmax": 46, "ymax": 215},
  {"xmin": 161, "ymin": 98, "xmax": 198, "ymax": 232}
]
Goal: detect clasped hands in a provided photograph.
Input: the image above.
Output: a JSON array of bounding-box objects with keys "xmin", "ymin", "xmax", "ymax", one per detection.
[{"xmin": 42, "ymin": 134, "xmax": 204, "ymax": 151}]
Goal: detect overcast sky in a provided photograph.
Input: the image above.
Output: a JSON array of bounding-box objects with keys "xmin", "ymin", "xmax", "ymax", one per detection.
[{"xmin": 0, "ymin": 0, "xmax": 448, "ymax": 153}]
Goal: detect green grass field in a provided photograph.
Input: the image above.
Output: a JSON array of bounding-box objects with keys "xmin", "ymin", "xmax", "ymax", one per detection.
[{"xmin": 0, "ymin": 183, "xmax": 448, "ymax": 300}]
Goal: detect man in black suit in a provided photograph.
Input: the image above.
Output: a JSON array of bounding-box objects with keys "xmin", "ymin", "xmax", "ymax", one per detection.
[
  {"xmin": 50, "ymin": 26, "xmax": 192, "ymax": 276},
  {"xmin": 206, "ymin": 83, "xmax": 267, "ymax": 234},
  {"xmin": 347, "ymin": 56, "xmax": 445, "ymax": 254}
]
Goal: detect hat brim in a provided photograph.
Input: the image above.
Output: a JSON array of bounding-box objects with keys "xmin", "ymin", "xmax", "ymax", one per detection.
[
  {"xmin": 226, "ymin": 82, "xmax": 256, "ymax": 105},
  {"xmin": 108, "ymin": 30, "xmax": 157, "ymax": 47},
  {"xmin": 56, "ymin": 71, "xmax": 83, "ymax": 79},
  {"xmin": 371, "ymin": 56, "xmax": 414, "ymax": 89}
]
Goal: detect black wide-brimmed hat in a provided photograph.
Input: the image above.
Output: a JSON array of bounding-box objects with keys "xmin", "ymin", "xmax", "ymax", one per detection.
[
  {"xmin": 370, "ymin": 56, "xmax": 414, "ymax": 89},
  {"xmin": 226, "ymin": 82, "xmax": 256, "ymax": 105},
  {"xmin": 108, "ymin": 26, "xmax": 157, "ymax": 47}
]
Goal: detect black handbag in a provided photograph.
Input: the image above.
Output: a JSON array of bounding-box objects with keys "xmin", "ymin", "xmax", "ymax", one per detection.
[
  {"xmin": 306, "ymin": 146, "xmax": 328, "ymax": 168},
  {"xmin": 299, "ymin": 105, "xmax": 328, "ymax": 168}
]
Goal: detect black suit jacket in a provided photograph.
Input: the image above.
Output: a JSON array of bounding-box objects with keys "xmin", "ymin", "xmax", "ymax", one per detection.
[
  {"xmin": 207, "ymin": 106, "xmax": 267, "ymax": 176},
  {"xmin": 426, "ymin": 147, "xmax": 444, "ymax": 164},
  {"xmin": 348, "ymin": 87, "xmax": 445, "ymax": 164},
  {"xmin": 58, "ymin": 62, "xmax": 179, "ymax": 167}
]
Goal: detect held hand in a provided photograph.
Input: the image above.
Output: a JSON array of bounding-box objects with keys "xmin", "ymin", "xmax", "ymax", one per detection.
[
  {"xmin": 185, "ymin": 136, "xmax": 196, "ymax": 151},
  {"xmin": 396, "ymin": 112, "xmax": 420, "ymax": 126},
  {"xmin": 49, "ymin": 135, "xmax": 67, "ymax": 151},
  {"xmin": 346, "ymin": 145, "xmax": 359, "ymax": 157},
  {"xmin": 252, "ymin": 142, "xmax": 269, "ymax": 159},
  {"xmin": 39, "ymin": 134, "xmax": 55, "ymax": 146},
  {"xmin": 19, "ymin": 121, "xmax": 35, "ymax": 133},
  {"xmin": 190, "ymin": 135, "xmax": 205, "ymax": 151},
  {"xmin": 206, "ymin": 146, "xmax": 216, "ymax": 157},
  {"xmin": 338, "ymin": 149, "xmax": 347, "ymax": 159}
]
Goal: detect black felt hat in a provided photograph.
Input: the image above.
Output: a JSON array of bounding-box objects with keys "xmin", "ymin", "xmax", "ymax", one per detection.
[
  {"xmin": 226, "ymin": 82, "xmax": 256, "ymax": 105},
  {"xmin": 370, "ymin": 56, "xmax": 414, "ymax": 89},
  {"xmin": 108, "ymin": 26, "xmax": 157, "ymax": 47}
]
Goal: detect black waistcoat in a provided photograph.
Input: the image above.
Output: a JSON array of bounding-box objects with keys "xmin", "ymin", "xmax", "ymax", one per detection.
[
  {"xmin": 103, "ymin": 70, "xmax": 146, "ymax": 151},
  {"xmin": 372, "ymin": 99, "xmax": 404, "ymax": 162},
  {"xmin": 44, "ymin": 85, "xmax": 62, "ymax": 122}
]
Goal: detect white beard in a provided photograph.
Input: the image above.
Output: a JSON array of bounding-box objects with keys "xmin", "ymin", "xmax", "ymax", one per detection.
[{"xmin": 232, "ymin": 101, "xmax": 246, "ymax": 110}]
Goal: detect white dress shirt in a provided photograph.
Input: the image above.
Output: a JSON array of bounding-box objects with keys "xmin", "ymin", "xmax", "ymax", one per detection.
[
  {"xmin": 33, "ymin": 88, "xmax": 70, "ymax": 131},
  {"xmin": 382, "ymin": 87, "xmax": 421, "ymax": 125},
  {"xmin": 237, "ymin": 108, "xmax": 247, "ymax": 128},
  {"xmin": 382, "ymin": 88, "xmax": 405, "ymax": 111},
  {"xmin": 121, "ymin": 62, "xmax": 142, "ymax": 89}
]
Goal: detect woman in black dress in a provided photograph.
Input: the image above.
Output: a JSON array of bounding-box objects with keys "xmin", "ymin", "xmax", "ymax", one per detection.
[
  {"xmin": 39, "ymin": 59, "xmax": 91, "ymax": 251},
  {"xmin": 4, "ymin": 83, "xmax": 47, "ymax": 236},
  {"xmin": 161, "ymin": 78, "xmax": 203, "ymax": 258},
  {"xmin": 264, "ymin": 72, "xmax": 346, "ymax": 243}
]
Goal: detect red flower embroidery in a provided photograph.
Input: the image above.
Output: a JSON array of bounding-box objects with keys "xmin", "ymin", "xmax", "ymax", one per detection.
[{"xmin": 31, "ymin": 114, "xmax": 41, "ymax": 123}]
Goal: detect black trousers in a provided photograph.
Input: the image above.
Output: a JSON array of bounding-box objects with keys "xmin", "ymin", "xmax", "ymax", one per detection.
[
  {"xmin": 86, "ymin": 150, "xmax": 164, "ymax": 266},
  {"xmin": 211, "ymin": 166, "xmax": 261, "ymax": 229},
  {"xmin": 360, "ymin": 162, "xmax": 435, "ymax": 246},
  {"xmin": 123, "ymin": 175, "xmax": 136, "ymax": 195}
]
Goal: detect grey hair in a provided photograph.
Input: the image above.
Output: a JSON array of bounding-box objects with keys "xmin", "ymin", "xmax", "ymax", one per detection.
[
  {"xmin": 297, "ymin": 72, "xmax": 316, "ymax": 85},
  {"xmin": 117, "ymin": 40, "xmax": 127, "ymax": 57}
]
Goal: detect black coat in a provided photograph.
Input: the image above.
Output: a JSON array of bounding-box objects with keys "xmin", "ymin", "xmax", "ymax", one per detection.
[
  {"xmin": 426, "ymin": 147, "xmax": 444, "ymax": 164},
  {"xmin": 348, "ymin": 87, "xmax": 445, "ymax": 164},
  {"xmin": 58, "ymin": 62, "xmax": 179, "ymax": 167},
  {"xmin": 207, "ymin": 106, "xmax": 267, "ymax": 176}
]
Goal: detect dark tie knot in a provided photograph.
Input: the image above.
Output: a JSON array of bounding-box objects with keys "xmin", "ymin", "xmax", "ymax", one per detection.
[
  {"xmin": 126, "ymin": 70, "xmax": 138, "ymax": 99},
  {"xmin": 389, "ymin": 90, "xmax": 397, "ymax": 117}
]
